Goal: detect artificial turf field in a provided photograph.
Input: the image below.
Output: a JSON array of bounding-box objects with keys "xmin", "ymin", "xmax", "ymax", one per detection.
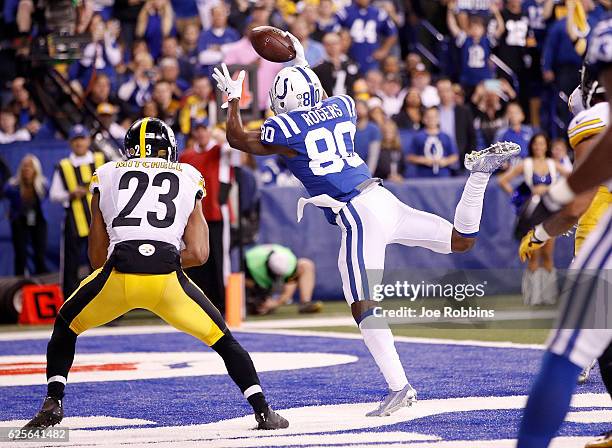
[{"xmin": 0, "ymin": 295, "xmax": 609, "ymax": 447}]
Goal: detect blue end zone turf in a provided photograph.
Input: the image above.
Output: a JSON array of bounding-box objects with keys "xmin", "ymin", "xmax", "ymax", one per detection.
[{"xmin": 0, "ymin": 330, "xmax": 608, "ymax": 444}]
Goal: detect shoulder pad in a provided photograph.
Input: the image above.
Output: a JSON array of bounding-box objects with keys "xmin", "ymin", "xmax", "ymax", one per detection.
[
  {"xmin": 332, "ymin": 95, "xmax": 356, "ymax": 119},
  {"xmin": 567, "ymin": 103, "xmax": 609, "ymax": 148},
  {"xmin": 261, "ymin": 115, "xmax": 299, "ymax": 146}
]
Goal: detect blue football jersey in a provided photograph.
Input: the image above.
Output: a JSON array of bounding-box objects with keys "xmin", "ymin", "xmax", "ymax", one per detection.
[
  {"xmin": 336, "ymin": 4, "xmax": 396, "ymax": 73},
  {"xmin": 260, "ymin": 95, "xmax": 372, "ymax": 221},
  {"xmin": 456, "ymin": 33, "xmax": 493, "ymax": 87},
  {"xmin": 586, "ymin": 14, "xmax": 612, "ymax": 78}
]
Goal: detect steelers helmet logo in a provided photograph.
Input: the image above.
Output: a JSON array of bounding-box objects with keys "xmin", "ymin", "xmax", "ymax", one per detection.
[
  {"xmin": 138, "ymin": 244, "xmax": 156, "ymax": 257},
  {"xmin": 123, "ymin": 117, "xmax": 178, "ymax": 162}
]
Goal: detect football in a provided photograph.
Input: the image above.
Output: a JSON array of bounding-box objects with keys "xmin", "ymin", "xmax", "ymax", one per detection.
[{"xmin": 250, "ymin": 26, "xmax": 296, "ymax": 63}]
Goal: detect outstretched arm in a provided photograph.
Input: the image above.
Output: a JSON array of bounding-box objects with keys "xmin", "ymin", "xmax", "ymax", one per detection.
[
  {"xmin": 491, "ymin": 2, "xmax": 505, "ymax": 40},
  {"xmin": 212, "ymin": 64, "xmax": 295, "ymax": 157},
  {"xmin": 446, "ymin": 1, "xmax": 461, "ymax": 38},
  {"xmin": 226, "ymin": 98, "xmax": 295, "ymax": 156}
]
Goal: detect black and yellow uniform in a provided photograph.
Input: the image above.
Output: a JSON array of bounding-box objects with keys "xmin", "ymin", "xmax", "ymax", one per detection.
[
  {"xmin": 37, "ymin": 119, "xmax": 282, "ymax": 429},
  {"xmin": 61, "ymin": 241, "xmax": 226, "ymax": 346},
  {"xmin": 566, "ymin": 101, "xmax": 612, "ymax": 254}
]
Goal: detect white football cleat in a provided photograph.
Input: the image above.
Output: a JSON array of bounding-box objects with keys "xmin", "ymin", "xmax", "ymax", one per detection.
[
  {"xmin": 366, "ymin": 383, "xmax": 417, "ymax": 417},
  {"xmin": 577, "ymin": 359, "xmax": 597, "ymax": 385},
  {"xmin": 464, "ymin": 141, "xmax": 521, "ymax": 173}
]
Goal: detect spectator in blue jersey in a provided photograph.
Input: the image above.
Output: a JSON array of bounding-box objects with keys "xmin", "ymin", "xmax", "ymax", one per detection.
[
  {"xmin": 70, "ymin": 15, "xmax": 122, "ymax": 90},
  {"xmin": 336, "ymin": 0, "xmax": 397, "ymax": 73},
  {"xmin": 523, "ymin": 0, "xmax": 552, "ymax": 46},
  {"xmin": 541, "ymin": 14, "xmax": 584, "ymax": 130},
  {"xmin": 170, "ymin": 0, "xmax": 198, "ymax": 35},
  {"xmin": 406, "ymin": 107, "xmax": 459, "ymax": 178},
  {"xmin": 354, "ymin": 100, "xmax": 382, "ymax": 173},
  {"xmin": 447, "ymin": 1, "xmax": 504, "ymax": 98},
  {"xmin": 312, "ymin": 0, "xmax": 340, "ymax": 42},
  {"xmin": 179, "ymin": 22, "xmax": 200, "ymax": 69},
  {"xmin": 135, "ymin": 0, "xmax": 175, "ymax": 60},
  {"xmin": 198, "ymin": 3, "xmax": 240, "ymax": 78},
  {"xmin": 494, "ymin": 102, "xmax": 535, "ymax": 159},
  {"xmin": 289, "ymin": 18, "xmax": 326, "ymax": 68},
  {"xmin": 117, "ymin": 52, "xmax": 155, "ymax": 116}
]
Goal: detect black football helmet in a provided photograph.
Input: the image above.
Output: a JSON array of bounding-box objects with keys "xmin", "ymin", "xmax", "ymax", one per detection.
[
  {"xmin": 580, "ymin": 61, "xmax": 606, "ymax": 109},
  {"xmin": 123, "ymin": 117, "xmax": 178, "ymax": 162}
]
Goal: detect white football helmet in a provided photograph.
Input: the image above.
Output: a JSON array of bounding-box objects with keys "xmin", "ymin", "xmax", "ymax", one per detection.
[{"xmin": 269, "ymin": 66, "xmax": 324, "ymax": 115}]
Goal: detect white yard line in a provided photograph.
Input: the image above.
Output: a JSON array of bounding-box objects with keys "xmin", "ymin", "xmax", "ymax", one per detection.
[
  {"xmin": 0, "ymin": 320, "xmax": 546, "ymax": 350},
  {"xmin": 242, "ymin": 309, "xmax": 556, "ymax": 329},
  {"xmin": 7, "ymin": 394, "xmax": 609, "ymax": 448}
]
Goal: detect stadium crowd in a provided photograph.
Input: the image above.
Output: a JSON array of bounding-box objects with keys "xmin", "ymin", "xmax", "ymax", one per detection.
[
  {"xmin": 0, "ymin": 0, "xmax": 598, "ymax": 290},
  {"xmin": 0, "ymin": 0, "xmax": 594, "ymax": 177}
]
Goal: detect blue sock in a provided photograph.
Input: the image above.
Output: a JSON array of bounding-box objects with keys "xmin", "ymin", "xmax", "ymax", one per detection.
[{"xmin": 517, "ymin": 352, "xmax": 582, "ymax": 448}]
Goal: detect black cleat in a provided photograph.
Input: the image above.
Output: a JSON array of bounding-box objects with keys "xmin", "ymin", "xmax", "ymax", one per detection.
[
  {"xmin": 23, "ymin": 397, "xmax": 63, "ymax": 429},
  {"xmin": 254, "ymin": 406, "xmax": 289, "ymax": 430}
]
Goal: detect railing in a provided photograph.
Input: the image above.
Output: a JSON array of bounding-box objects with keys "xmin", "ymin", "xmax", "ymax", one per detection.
[{"xmin": 28, "ymin": 38, "xmax": 122, "ymax": 153}]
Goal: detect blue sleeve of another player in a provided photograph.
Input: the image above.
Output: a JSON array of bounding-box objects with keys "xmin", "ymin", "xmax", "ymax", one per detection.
[{"xmin": 261, "ymin": 117, "xmax": 290, "ymax": 147}]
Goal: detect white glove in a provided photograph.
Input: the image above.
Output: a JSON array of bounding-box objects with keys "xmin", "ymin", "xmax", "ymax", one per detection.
[
  {"xmin": 211, "ymin": 63, "xmax": 246, "ymax": 109},
  {"xmin": 284, "ymin": 31, "xmax": 308, "ymax": 67}
]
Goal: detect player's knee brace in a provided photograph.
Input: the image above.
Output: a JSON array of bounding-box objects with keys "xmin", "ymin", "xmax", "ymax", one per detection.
[{"xmin": 211, "ymin": 331, "xmax": 261, "ymax": 393}]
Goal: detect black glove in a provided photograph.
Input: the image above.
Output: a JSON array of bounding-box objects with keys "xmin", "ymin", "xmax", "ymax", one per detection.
[{"xmin": 514, "ymin": 193, "xmax": 563, "ymax": 240}]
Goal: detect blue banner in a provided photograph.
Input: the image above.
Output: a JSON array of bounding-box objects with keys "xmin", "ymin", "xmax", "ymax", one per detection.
[
  {"xmin": 258, "ymin": 179, "xmax": 574, "ymax": 299},
  {"xmin": 0, "ymin": 142, "xmax": 574, "ymax": 301}
]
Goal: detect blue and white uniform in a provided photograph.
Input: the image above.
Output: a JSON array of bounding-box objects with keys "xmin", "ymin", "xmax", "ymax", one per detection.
[
  {"xmin": 261, "ymin": 95, "xmax": 454, "ymax": 304},
  {"xmin": 546, "ymin": 16, "xmax": 612, "ymax": 368},
  {"xmin": 455, "ymin": 32, "xmax": 493, "ymax": 87},
  {"xmin": 336, "ymin": 4, "xmax": 396, "ymax": 73}
]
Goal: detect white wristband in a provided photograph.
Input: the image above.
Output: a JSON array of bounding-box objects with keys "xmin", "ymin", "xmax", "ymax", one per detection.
[
  {"xmin": 547, "ymin": 178, "xmax": 576, "ymax": 206},
  {"xmin": 533, "ymin": 224, "xmax": 551, "ymax": 243}
]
